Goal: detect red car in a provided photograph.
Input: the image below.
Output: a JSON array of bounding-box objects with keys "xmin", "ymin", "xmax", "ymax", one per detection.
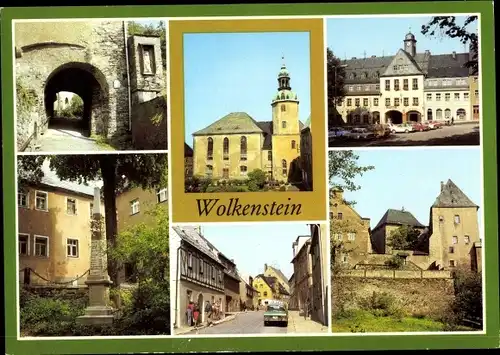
[
  {"xmin": 410, "ymin": 122, "xmax": 431, "ymax": 132},
  {"xmin": 427, "ymin": 121, "xmax": 444, "ymax": 129}
]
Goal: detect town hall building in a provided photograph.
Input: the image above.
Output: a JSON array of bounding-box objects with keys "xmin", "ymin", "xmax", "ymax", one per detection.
[
  {"xmin": 191, "ymin": 59, "xmax": 305, "ymax": 183},
  {"xmin": 333, "ymin": 31, "xmax": 479, "ymax": 125}
]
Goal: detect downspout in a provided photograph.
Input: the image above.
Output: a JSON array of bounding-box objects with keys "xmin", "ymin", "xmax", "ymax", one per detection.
[
  {"xmin": 174, "ymin": 245, "xmax": 181, "ymax": 329},
  {"xmin": 123, "ymin": 21, "xmax": 132, "ymax": 131}
]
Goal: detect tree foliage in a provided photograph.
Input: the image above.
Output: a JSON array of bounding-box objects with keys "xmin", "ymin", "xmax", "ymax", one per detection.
[
  {"xmin": 328, "ymin": 150, "xmax": 374, "ymax": 198},
  {"xmin": 128, "ymin": 21, "xmax": 167, "ymax": 71},
  {"xmin": 421, "ymin": 16, "xmax": 478, "ymax": 75},
  {"xmin": 326, "ymin": 47, "xmax": 347, "ymax": 106},
  {"xmin": 451, "ymin": 266, "xmax": 482, "ymax": 326},
  {"xmin": 387, "ymin": 225, "xmax": 421, "ymax": 251}
]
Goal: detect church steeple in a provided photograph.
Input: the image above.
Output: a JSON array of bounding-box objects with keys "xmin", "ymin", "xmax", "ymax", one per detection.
[{"xmin": 278, "ymin": 56, "xmax": 291, "ymax": 90}]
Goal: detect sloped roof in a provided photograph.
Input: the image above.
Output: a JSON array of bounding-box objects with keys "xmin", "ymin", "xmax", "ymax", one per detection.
[
  {"xmin": 427, "ymin": 53, "xmax": 470, "ymax": 78},
  {"xmin": 256, "ymin": 274, "xmax": 290, "ymax": 296},
  {"xmin": 432, "ymin": 179, "xmax": 478, "ymax": 208},
  {"xmin": 192, "ymin": 112, "xmax": 263, "ymax": 136},
  {"xmin": 172, "ymin": 226, "xmax": 222, "ymax": 265},
  {"xmin": 184, "ymin": 143, "xmax": 193, "ymax": 157},
  {"xmin": 36, "ymin": 159, "xmax": 101, "ymax": 197},
  {"xmin": 373, "ymin": 208, "xmax": 425, "ymax": 231},
  {"xmin": 267, "ymin": 265, "xmax": 290, "ymax": 287}
]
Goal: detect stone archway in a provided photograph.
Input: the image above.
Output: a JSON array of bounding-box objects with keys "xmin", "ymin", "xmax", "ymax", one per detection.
[
  {"xmin": 43, "ymin": 62, "xmax": 110, "ymax": 137},
  {"xmin": 407, "ymin": 110, "xmax": 422, "ymax": 122},
  {"xmin": 385, "ymin": 110, "xmax": 403, "ymax": 124}
]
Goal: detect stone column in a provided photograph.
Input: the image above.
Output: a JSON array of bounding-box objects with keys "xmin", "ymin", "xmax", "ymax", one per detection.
[{"xmin": 77, "ymin": 187, "xmax": 114, "ymax": 326}]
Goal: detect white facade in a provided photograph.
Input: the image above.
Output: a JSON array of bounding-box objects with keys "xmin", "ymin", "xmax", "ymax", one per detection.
[{"xmin": 424, "ymin": 77, "xmax": 470, "ymax": 122}]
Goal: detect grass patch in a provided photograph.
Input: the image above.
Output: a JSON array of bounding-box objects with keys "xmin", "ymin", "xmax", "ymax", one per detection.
[
  {"xmin": 331, "ymin": 309, "xmax": 455, "ymax": 333},
  {"xmin": 90, "ymin": 135, "xmax": 116, "ymax": 151}
]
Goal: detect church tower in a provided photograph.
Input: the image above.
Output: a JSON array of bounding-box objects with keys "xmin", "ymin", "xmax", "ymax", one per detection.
[
  {"xmin": 270, "ymin": 57, "xmax": 301, "ymax": 182},
  {"xmin": 403, "ymin": 31, "xmax": 417, "ymax": 57}
]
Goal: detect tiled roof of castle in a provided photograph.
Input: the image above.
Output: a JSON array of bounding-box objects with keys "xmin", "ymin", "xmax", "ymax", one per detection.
[
  {"xmin": 256, "ymin": 274, "xmax": 290, "ymax": 296},
  {"xmin": 433, "ymin": 179, "xmax": 478, "ymax": 208},
  {"xmin": 193, "ymin": 112, "xmax": 305, "ymax": 150},
  {"xmin": 373, "ymin": 208, "xmax": 425, "ymax": 231}
]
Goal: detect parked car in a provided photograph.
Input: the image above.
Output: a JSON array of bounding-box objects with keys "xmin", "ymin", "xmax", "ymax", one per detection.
[
  {"xmin": 409, "ymin": 122, "xmax": 430, "ymax": 132},
  {"xmin": 345, "ymin": 127, "xmax": 376, "ymax": 140},
  {"xmin": 328, "ymin": 127, "xmax": 349, "ymax": 138},
  {"xmin": 387, "ymin": 123, "xmax": 413, "ymax": 133},
  {"xmin": 264, "ymin": 304, "xmax": 288, "ymax": 327},
  {"xmin": 428, "ymin": 120, "xmax": 444, "ymax": 129}
]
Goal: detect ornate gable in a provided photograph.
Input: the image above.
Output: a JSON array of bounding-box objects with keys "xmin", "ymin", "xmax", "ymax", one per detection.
[{"xmin": 381, "ymin": 49, "xmax": 424, "ymax": 77}]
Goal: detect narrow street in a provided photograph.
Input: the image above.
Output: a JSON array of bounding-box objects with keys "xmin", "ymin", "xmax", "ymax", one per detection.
[
  {"xmin": 183, "ymin": 310, "xmax": 328, "ymax": 335},
  {"xmin": 33, "ymin": 128, "xmax": 106, "ymax": 152}
]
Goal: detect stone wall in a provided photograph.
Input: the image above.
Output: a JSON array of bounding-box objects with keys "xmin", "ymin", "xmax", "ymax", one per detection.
[
  {"xmin": 130, "ymin": 95, "xmax": 168, "ymax": 150},
  {"xmin": 332, "ymin": 273, "xmax": 454, "ymax": 318}
]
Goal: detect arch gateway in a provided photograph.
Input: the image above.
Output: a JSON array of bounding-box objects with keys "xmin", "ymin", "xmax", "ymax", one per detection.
[{"xmin": 14, "ymin": 20, "xmax": 166, "ymax": 151}]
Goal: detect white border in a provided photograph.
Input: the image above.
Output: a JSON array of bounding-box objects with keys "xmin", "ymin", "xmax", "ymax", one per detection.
[{"xmin": 11, "ymin": 12, "xmax": 487, "ymax": 342}]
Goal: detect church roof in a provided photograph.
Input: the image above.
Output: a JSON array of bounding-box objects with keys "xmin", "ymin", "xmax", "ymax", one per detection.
[
  {"xmin": 373, "ymin": 208, "xmax": 426, "ymax": 231},
  {"xmin": 432, "ymin": 179, "xmax": 478, "ymax": 208},
  {"xmin": 192, "ymin": 112, "xmax": 263, "ymax": 136}
]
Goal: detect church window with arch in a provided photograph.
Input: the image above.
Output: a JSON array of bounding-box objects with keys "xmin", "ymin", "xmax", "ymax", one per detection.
[
  {"xmin": 291, "ymin": 140, "xmax": 296, "ymax": 149},
  {"xmin": 282, "ymin": 121, "xmax": 287, "ymax": 129},
  {"xmin": 240, "ymin": 136, "xmax": 247, "ymax": 161},
  {"xmin": 281, "ymin": 159, "xmax": 287, "ymax": 176},
  {"xmin": 207, "ymin": 137, "xmax": 213, "ymax": 160},
  {"xmin": 223, "ymin": 137, "xmax": 229, "ymax": 160},
  {"xmin": 281, "ymin": 104, "xmax": 286, "ymax": 112}
]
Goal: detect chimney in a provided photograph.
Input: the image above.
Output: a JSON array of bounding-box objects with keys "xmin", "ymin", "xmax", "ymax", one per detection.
[
  {"xmin": 440, "ymin": 181, "xmax": 444, "ymax": 191},
  {"xmin": 264, "ymin": 263, "xmax": 268, "ymax": 271},
  {"xmin": 425, "ymin": 50, "xmax": 430, "ymax": 55},
  {"xmin": 452, "ymin": 51, "xmax": 456, "ymax": 59}
]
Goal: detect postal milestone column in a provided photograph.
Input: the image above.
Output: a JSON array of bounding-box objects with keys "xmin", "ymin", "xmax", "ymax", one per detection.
[{"xmin": 77, "ymin": 187, "xmax": 114, "ymax": 326}]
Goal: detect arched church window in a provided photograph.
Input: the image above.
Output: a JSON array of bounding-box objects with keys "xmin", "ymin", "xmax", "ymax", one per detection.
[
  {"xmin": 281, "ymin": 104, "xmax": 286, "ymax": 112},
  {"xmin": 240, "ymin": 136, "xmax": 247, "ymax": 161},
  {"xmin": 223, "ymin": 137, "xmax": 229, "ymax": 160},
  {"xmin": 291, "ymin": 140, "xmax": 296, "ymax": 149},
  {"xmin": 281, "ymin": 159, "xmax": 287, "ymax": 176},
  {"xmin": 282, "ymin": 121, "xmax": 287, "ymax": 129},
  {"xmin": 207, "ymin": 138, "xmax": 213, "ymax": 160}
]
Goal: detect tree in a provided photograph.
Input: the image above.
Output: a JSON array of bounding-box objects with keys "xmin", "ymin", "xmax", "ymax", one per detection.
[
  {"xmin": 328, "ymin": 150, "xmax": 374, "ymax": 201},
  {"xmin": 326, "ymin": 48, "xmax": 347, "ymax": 107},
  {"xmin": 247, "ymin": 169, "xmax": 267, "ymax": 190},
  {"xmin": 421, "ymin": 16, "xmax": 478, "ymax": 75},
  {"xmin": 451, "ymin": 266, "xmax": 482, "ymax": 327},
  {"xmin": 387, "ymin": 225, "xmax": 421, "ymax": 250},
  {"xmin": 128, "ymin": 21, "xmax": 167, "ymax": 72},
  {"xmin": 17, "ymin": 154, "xmax": 168, "ymax": 286},
  {"xmin": 69, "ymin": 95, "xmax": 84, "ymax": 117}
]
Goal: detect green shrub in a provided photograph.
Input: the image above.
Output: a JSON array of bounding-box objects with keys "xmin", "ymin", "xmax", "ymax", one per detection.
[
  {"xmin": 359, "ymin": 291, "xmax": 395, "ymax": 312},
  {"xmin": 385, "ymin": 255, "xmax": 404, "ymax": 269},
  {"xmin": 247, "ymin": 169, "xmax": 267, "ymax": 189},
  {"xmin": 279, "ymin": 186, "xmax": 286, "ymax": 191}
]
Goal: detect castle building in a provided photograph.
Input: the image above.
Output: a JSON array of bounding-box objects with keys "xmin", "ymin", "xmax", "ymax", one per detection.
[
  {"xmin": 192, "ymin": 59, "xmax": 305, "ymax": 183},
  {"xmin": 331, "ymin": 180, "xmax": 481, "ymax": 272},
  {"xmin": 334, "ymin": 32, "xmax": 478, "ymax": 125}
]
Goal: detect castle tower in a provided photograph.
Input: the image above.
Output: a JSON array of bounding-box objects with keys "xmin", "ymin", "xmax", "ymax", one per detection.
[
  {"xmin": 270, "ymin": 57, "xmax": 301, "ymax": 181},
  {"xmin": 403, "ymin": 31, "xmax": 417, "ymax": 57},
  {"xmin": 428, "ymin": 179, "xmax": 480, "ymax": 271}
]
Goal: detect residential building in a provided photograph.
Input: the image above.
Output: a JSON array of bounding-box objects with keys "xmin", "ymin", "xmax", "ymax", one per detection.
[
  {"xmin": 288, "ymin": 273, "xmax": 298, "ymax": 310},
  {"xmin": 191, "ymin": 59, "xmax": 305, "ymax": 182},
  {"xmin": 263, "ymin": 263, "xmax": 291, "ymax": 301},
  {"xmin": 18, "ymin": 160, "xmax": 103, "ymax": 286},
  {"xmin": 469, "ymin": 75, "xmax": 480, "ymax": 121},
  {"xmin": 184, "ymin": 143, "xmax": 194, "ymax": 178},
  {"xmin": 334, "ymin": 31, "xmax": 475, "ymax": 125},
  {"xmin": 217, "ymin": 252, "xmax": 241, "ymax": 313},
  {"xmin": 238, "ymin": 270, "xmax": 258, "ymax": 310},
  {"xmin": 291, "ymin": 236, "xmax": 312, "ymax": 313},
  {"xmin": 171, "ymin": 226, "xmax": 226, "ymax": 329},
  {"xmin": 300, "ymin": 115, "xmax": 313, "ymax": 190},
  {"xmin": 330, "ymin": 189, "xmax": 372, "ymax": 266},
  {"xmin": 253, "ymin": 274, "xmax": 290, "ymax": 306},
  {"xmin": 309, "ymin": 224, "xmax": 328, "ymax": 325}
]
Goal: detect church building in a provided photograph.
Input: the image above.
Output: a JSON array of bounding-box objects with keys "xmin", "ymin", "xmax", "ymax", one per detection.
[
  {"xmin": 333, "ymin": 31, "xmax": 478, "ymax": 125},
  {"xmin": 191, "ymin": 59, "xmax": 305, "ymax": 183}
]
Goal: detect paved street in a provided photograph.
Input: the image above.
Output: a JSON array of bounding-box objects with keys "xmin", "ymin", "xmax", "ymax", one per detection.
[
  {"xmin": 32, "ymin": 128, "xmax": 106, "ymax": 152},
  {"xmin": 179, "ymin": 310, "xmax": 328, "ymax": 335},
  {"xmin": 329, "ymin": 123, "xmax": 480, "ymax": 147}
]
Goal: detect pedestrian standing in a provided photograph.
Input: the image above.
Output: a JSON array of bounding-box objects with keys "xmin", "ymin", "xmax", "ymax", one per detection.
[
  {"xmin": 451, "ymin": 116, "xmax": 454, "ymax": 125},
  {"xmin": 186, "ymin": 302, "xmax": 193, "ymax": 326},
  {"xmin": 304, "ymin": 299, "xmax": 309, "ymax": 320},
  {"xmin": 193, "ymin": 303, "xmax": 200, "ymax": 329},
  {"xmin": 205, "ymin": 301, "xmax": 213, "ymax": 325}
]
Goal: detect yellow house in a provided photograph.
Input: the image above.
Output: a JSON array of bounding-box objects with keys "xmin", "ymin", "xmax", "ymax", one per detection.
[
  {"xmin": 263, "ymin": 263, "xmax": 290, "ymax": 297},
  {"xmin": 192, "ymin": 60, "xmax": 305, "ymax": 183},
  {"xmin": 18, "ymin": 162, "xmax": 104, "ymax": 286}
]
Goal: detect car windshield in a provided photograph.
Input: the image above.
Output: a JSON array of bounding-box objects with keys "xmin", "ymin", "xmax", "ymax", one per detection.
[{"xmin": 267, "ymin": 305, "xmax": 286, "ymax": 312}]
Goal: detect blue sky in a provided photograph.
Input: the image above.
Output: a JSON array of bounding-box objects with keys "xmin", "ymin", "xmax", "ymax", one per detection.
[
  {"xmin": 199, "ymin": 223, "xmax": 312, "ymax": 280},
  {"xmin": 334, "ymin": 148, "xmax": 483, "ymax": 235},
  {"xmin": 327, "ymin": 16, "xmax": 477, "ymax": 59},
  {"xmin": 183, "ymin": 32, "xmax": 311, "ymax": 145}
]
